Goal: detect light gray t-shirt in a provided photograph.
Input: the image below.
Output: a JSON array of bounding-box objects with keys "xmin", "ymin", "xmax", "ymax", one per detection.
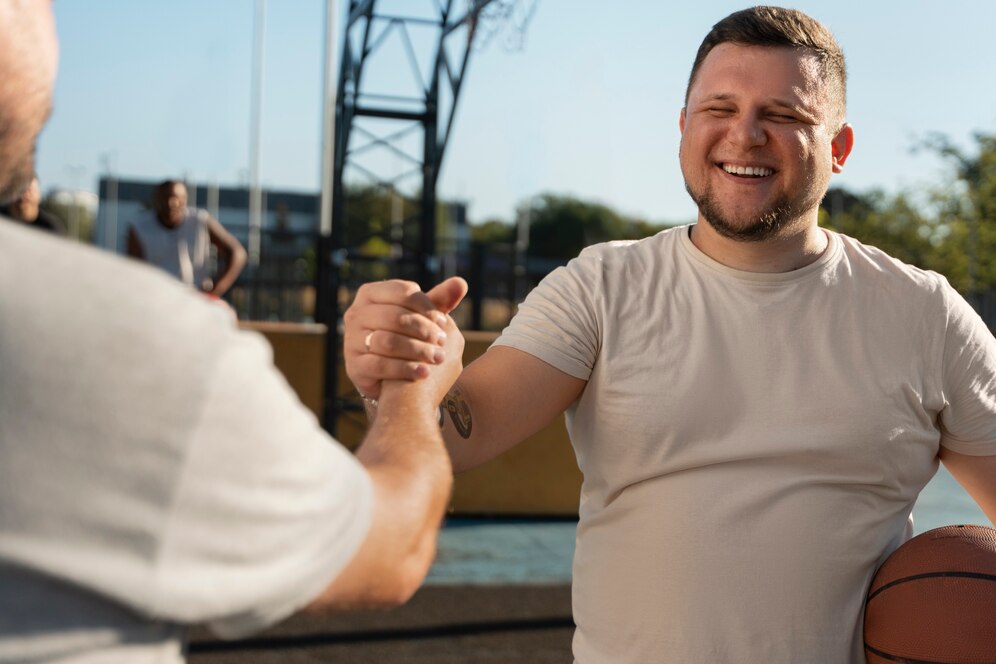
[
  {"xmin": 0, "ymin": 221, "xmax": 373, "ymax": 663},
  {"xmin": 495, "ymin": 225, "xmax": 996, "ymax": 663}
]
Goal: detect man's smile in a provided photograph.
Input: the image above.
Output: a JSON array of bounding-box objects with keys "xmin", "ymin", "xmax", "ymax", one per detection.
[{"xmin": 719, "ymin": 162, "xmax": 775, "ymax": 178}]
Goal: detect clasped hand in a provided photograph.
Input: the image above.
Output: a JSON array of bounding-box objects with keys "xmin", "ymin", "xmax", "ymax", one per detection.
[{"xmin": 343, "ymin": 277, "xmax": 468, "ymax": 407}]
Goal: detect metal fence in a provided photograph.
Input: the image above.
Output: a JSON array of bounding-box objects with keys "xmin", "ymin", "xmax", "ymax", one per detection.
[
  {"xmin": 223, "ymin": 231, "xmax": 566, "ymax": 331},
  {"xmin": 966, "ymin": 291, "xmax": 996, "ymax": 333}
]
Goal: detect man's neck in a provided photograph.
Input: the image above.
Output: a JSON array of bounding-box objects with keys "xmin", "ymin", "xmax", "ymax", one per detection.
[
  {"xmin": 688, "ymin": 218, "xmax": 829, "ymax": 273},
  {"xmin": 156, "ymin": 211, "xmax": 181, "ymax": 229}
]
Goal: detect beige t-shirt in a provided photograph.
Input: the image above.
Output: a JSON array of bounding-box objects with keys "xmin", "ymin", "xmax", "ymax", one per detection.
[
  {"xmin": 0, "ymin": 222, "xmax": 372, "ymax": 663},
  {"xmin": 495, "ymin": 225, "xmax": 996, "ymax": 663}
]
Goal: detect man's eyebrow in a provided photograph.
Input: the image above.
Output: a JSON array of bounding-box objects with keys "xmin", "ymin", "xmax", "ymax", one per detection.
[
  {"xmin": 768, "ymin": 96, "xmax": 807, "ymax": 109},
  {"xmin": 768, "ymin": 96, "xmax": 820, "ymax": 119},
  {"xmin": 698, "ymin": 93, "xmax": 735, "ymax": 103}
]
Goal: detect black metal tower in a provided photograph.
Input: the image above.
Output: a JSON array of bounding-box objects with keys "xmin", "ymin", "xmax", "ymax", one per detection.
[{"xmin": 316, "ymin": 0, "xmax": 503, "ymax": 433}]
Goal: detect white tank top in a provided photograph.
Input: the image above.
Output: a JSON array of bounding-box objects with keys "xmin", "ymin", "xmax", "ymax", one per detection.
[{"xmin": 129, "ymin": 208, "xmax": 211, "ymax": 289}]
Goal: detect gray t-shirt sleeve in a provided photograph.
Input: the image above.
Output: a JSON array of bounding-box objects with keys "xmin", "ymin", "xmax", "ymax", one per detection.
[
  {"xmin": 148, "ymin": 332, "xmax": 373, "ymax": 638},
  {"xmin": 492, "ymin": 249, "xmax": 604, "ymax": 380}
]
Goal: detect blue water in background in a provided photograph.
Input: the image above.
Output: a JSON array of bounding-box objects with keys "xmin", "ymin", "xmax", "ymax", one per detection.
[
  {"xmin": 427, "ymin": 465, "xmax": 990, "ymax": 584},
  {"xmin": 912, "ymin": 464, "xmax": 989, "ymax": 532}
]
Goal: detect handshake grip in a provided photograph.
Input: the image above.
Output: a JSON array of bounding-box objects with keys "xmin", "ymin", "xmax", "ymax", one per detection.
[{"xmin": 344, "ymin": 276, "xmax": 469, "ymax": 410}]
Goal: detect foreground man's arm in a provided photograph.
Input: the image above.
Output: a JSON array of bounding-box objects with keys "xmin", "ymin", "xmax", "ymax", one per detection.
[{"xmin": 305, "ymin": 315, "xmax": 464, "ymax": 611}]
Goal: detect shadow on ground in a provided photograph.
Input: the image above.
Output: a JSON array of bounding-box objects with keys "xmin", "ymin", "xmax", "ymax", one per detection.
[{"xmin": 187, "ymin": 584, "xmax": 573, "ymax": 663}]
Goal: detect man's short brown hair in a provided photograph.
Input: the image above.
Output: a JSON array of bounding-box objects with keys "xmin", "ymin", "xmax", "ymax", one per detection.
[{"xmin": 685, "ymin": 6, "xmax": 847, "ymax": 127}]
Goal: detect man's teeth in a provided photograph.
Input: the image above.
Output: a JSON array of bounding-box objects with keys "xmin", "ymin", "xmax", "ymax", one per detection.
[{"xmin": 722, "ymin": 164, "xmax": 773, "ymax": 177}]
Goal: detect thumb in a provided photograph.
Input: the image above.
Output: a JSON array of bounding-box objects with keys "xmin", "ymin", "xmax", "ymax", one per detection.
[{"xmin": 426, "ymin": 276, "xmax": 468, "ymax": 314}]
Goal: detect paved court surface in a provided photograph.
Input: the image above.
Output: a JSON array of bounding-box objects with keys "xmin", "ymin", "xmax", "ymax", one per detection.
[
  {"xmin": 187, "ymin": 584, "xmax": 573, "ymax": 663},
  {"xmin": 188, "ymin": 518, "xmax": 576, "ymax": 662}
]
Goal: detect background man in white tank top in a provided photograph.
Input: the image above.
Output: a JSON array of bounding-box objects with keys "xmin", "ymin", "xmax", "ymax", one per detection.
[{"xmin": 128, "ymin": 180, "xmax": 246, "ymax": 297}]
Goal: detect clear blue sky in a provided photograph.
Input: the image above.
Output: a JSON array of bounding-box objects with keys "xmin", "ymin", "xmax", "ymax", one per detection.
[{"xmin": 39, "ymin": 0, "xmax": 996, "ymax": 225}]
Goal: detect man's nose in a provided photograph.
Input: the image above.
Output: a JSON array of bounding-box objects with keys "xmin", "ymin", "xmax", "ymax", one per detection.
[{"xmin": 728, "ymin": 114, "xmax": 767, "ymax": 148}]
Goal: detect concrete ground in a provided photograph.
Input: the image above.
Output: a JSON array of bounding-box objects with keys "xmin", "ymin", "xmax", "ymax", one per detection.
[{"xmin": 187, "ymin": 584, "xmax": 574, "ymax": 663}]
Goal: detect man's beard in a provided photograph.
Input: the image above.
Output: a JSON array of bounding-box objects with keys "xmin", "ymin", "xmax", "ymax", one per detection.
[{"xmin": 685, "ymin": 180, "xmax": 801, "ymax": 243}]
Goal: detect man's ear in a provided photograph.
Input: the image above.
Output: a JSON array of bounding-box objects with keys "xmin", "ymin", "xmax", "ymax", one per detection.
[
  {"xmin": 679, "ymin": 107, "xmax": 687, "ymax": 134},
  {"xmin": 831, "ymin": 123, "xmax": 854, "ymax": 173}
]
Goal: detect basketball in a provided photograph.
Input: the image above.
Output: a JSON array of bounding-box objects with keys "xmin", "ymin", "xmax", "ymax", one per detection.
[{"xmin": 864, "ymin": 524, "xmax": 996, "ymax": 663}]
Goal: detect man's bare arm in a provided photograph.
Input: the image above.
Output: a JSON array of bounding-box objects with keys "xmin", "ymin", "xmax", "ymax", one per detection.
[
  {"xmin": 126, "ymin": 226, "xmax": 144, "ymax": 259},
  {"xmin": 939, "ymin": 448, "xmax": 996, "ymax": 525},
  {"xmin": 439, "ymin": 346, "xmax": 585, "ymax": 472},
  {"xmin": 205, "ymin": 215, "xmax": 247, "ymax": 297},
  {"xmin": 304, "ymin": 314, "xmax": 464, "ymax": 611}
]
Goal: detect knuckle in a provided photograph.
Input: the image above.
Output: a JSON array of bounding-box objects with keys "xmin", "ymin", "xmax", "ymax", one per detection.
[
  {"xmin": 397, "ymin": 279, "xmax": 420, "ymax": 293},
  {"xmin": 398, "ymin": 312, "xmax": 416, "ymax": 330},
  {"xmin": 380, "ymin": 333, "xmax": 398, "ymax": 353},
  {"xmin": 383, "ymin": 279, "xmax": 417, "ymax": 298},
  {"xmin": 399, "ymin": 313, "xmax": 431, "ymax": 337},
  {"xmin": 418, "ymin": 343, "xmax": 434, "ymax": 362}
]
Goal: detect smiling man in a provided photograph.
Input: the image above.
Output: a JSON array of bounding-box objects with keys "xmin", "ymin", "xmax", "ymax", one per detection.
[{"xmin": 344, "ymin": 6, "xmax": 996, "ymax": 663}]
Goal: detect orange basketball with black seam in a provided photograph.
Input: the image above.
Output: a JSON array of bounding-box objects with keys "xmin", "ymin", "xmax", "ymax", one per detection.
[{"xmin": 864, "ymin": 524, "xmax": 996, "ymax": 664}]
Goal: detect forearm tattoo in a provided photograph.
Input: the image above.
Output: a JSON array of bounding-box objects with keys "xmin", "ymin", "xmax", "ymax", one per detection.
[{"xmin": 443, "ymin": 386, "xmax": 473, "ymax": 439}]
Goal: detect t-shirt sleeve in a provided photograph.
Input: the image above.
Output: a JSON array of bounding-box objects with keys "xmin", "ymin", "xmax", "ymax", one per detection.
[
  {"xmin": 492, "ymin": 249, "xmax": 603, "ymax": 380},
  {"xmin": 937, "ymin": 282, "xmax": 996, "ymax": 456},
  {"xmin": 148, "ymin": 332, "xmax": 373, "ymax": 638}
]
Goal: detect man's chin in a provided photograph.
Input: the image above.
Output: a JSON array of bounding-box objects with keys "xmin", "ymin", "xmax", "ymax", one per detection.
[
  {"xmin": 705, "ymin": 219, "xmax": 781, "ymax": 242},
  {"xmin": 699, "ymin": 203, "xmax": 792, "ymax": 243}
]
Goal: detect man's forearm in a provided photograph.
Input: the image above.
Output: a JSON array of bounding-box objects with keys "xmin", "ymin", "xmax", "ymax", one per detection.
[
  {"xmin": 361, "ymin": 380, "xmax": 478, "ymax": 472},
  {"xmin": 438, "ymin": 379, "xmax": 495, "ymax": 473},
  {"xmin": 433, "ymin": 348, "xmax": 587, "ymax": 473},
  {"xmin": 307, "ymin": 384, "xmax": 452, "ymax": 611},
  {"xmin": 210, "ymin": 247, "xmax": 246, "ymax": 296},
  {"xmin": 358, "ymin": 386, "xmax": 450, "ymax": 473},
  {"xmin": 356, "ymin": 383, "xmax": 453, "ymax": 594}
]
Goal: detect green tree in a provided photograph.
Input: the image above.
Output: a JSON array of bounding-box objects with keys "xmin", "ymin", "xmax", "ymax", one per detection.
[
  {"xmin": 520, "ymin": 193, "xmax": 671, "ymax": 260},
  {"xmin": 342, "ymin": 184, "xmax": 416, "ymax": 251},
  {"xmin": 821, "ymin": 132, "xmax": 995, "ymax": 294},
  {"xmin": 470, "ymin": 218, "xmax": 514, "ymax": 244},
  {"xmin": 41, "ymin": 195, "xmax": 93, "ymax": 243},
  {"xmin": 821, "ymin": 188, "xmax": 937, "ymax": 268},
  {"xmin": 919, "ymin": 132, "xmax": 996, "ymax": 292}
]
